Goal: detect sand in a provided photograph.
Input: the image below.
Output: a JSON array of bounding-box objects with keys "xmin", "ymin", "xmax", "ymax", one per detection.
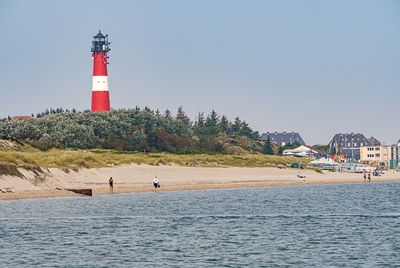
[{"xmin": 1, "ymin": 165, "xmax": 400, "ymax": 200}]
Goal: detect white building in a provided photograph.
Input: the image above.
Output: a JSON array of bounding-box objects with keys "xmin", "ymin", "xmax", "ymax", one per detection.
[
  {"xmin": 283, "ymin": 145, "xmax": 322, "ymax": 158},
  {"xmin": 359, "ymin": 141, "xmax": 400, "ymax": 168}
]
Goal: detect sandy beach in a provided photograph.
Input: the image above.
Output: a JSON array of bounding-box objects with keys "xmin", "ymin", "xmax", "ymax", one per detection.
[{"xmin": 1, "ymin": 165, "xmax": 400, "ymax": 200}]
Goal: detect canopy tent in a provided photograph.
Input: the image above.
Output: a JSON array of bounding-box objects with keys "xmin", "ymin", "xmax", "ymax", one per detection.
[
  {"xmin": 307, "ymin": 158, "xmax": 340, "ymax": 169},
  {"xmin": 283, "ymin": 145, "xmax": 319, "ymax": 157}
]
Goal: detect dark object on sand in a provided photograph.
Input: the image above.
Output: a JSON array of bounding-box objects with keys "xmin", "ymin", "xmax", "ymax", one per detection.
[{"xmin": 66, "ymin": 188, "xmax": 93, "ymax": 196}]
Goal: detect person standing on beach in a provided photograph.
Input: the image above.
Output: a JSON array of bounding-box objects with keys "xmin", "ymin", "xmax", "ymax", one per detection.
[
  {"xmin": 153, "ymin": 176, "xmax": 159, "ymax": 192},
  {"xmin": 109, "ymin": 177, "xmax": 114, "ymax": 193},
  {"xmin": 363, "ymin": 172, "xmax": 367, "ymax": 182},
  {"xmin": 368, "ymin": 173, "xmax": 371, "ymax": 183}
]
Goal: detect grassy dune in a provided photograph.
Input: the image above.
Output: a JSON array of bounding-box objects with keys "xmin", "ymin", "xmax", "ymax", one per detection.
[
  {"xmin": 0, "ymin": 140, "xmax": 313, "ymax": 177},
  {"xmin": 0, "ymin": 149, "xmax": 311, "ymax": 169}
]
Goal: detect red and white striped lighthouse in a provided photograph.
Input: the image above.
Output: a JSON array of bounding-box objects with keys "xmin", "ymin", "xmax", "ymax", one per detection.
[{"xmin": 91, "ymin": 30, "xmax": 111, "ymax": 112}]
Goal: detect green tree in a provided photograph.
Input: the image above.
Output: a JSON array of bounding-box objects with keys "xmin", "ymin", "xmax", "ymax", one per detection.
[
  {"xmin": 232, "ymin": 116, "xmax": 241, "ymax": 134},
  {"xmin": 237, "ymin": 121, "xmax": 254, "ymax": 138},
  {"xmin": 144, "ymin": 106, "xmax": 153, "ymax": 114},
  {"xmin": 176, "ymin": 106, "xmax": 191, "ymax": 126},
  {"xmin": 312, "ymin": 144, "xmax": 329, "ymax": 153},
  {"xmin": 219, "ymin": 115, "xmax": 230, "ymax": 134},
  {"xmin": 164, "ymin": 109, "xmax": 172, "ymax": 118},
  {"xmin": 263, "ymin": 137, "xmax": 274, "ymax": 155},
  {"xmin": 198, "ymin": 135, "xmax": 224, "ymax": 153},
  {"xmin": 129, "ymin": 130, "xmax": 147, "ymax": 148},
  {"xmin": 205, "ymin": 110, "xmax": 219, "ymax": 127},
  {"xmin": 195, "ymin": 112, "xmax": 205, "ymax": 128}
]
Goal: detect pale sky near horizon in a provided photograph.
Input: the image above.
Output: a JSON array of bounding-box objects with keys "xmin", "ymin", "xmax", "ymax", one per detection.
[{"xmin": 0, "ymin": 0, "xmax": 399, "ymax": 145}]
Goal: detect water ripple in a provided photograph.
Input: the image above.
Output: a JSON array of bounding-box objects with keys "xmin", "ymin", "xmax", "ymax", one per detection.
[{"xmin": 0, "ymin": 182, "xmax": 399, "ymax": 267}]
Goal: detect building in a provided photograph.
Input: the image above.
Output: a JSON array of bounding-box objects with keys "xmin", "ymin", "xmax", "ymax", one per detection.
[
  {"xmin": 328, "ymin": 133, "xmax": 381, "ymax": 160},
  {"xmin": 260, "ymin": 132, "xmax": 305, "ymax": 146},
  {"xmin": 283, "ymin": 145, "xmax": 326, "ymax": 158},
  {"xmin": 12, "ymin": 116, "xmax": 31, "ymax": 120},
  {"xmin": 360, "ymin": 141, "xmax": 400, "ymax": 168},
  {"xmin": 360, "ymin": 146, "xmax": 390, "ymax": 164},
  {"xmin": 91, "ymin": 30, "xmax": 111, "ymax": 112}
]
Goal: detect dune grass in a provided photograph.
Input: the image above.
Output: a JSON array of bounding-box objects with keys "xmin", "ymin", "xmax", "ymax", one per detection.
[{"xmin": 0, "ymin": 148, "xmax": 312, "ymax": 172}]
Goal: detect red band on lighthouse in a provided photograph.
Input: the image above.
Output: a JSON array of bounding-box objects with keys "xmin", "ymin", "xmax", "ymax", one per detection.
[{"xmin": 91, "ymin": 31, "xmax": 111, "ymax": 112}]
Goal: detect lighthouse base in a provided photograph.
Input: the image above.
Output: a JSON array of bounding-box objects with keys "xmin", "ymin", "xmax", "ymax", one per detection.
[{"xmin": 91, "ymin": 91, "xmax": 110, "ymax": 112}]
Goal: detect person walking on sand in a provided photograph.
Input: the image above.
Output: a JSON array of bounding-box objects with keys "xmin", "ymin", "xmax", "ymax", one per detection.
[
  {"xmin": 153, "ymin": 176, "xmax": 159, "ymax": 192},
  {"xmin": 363, "ymin": 172, "xmax": 367, "ymax": 182},
  {"xmin": 368, "ymin": 173, "xmax": 371, "ymax": 183},
  {"xmin": 109, "ymin": 177, "xmax": 114, "ymax": 193}
]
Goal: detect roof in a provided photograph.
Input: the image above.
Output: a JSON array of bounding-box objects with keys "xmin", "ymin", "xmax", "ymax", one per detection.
[
  {"xmin": 367, "ymin": 137, "xmax": 381, "ymax": 146},
  {"xmin": 308, "ymin": 158, "xmax": 339, "ymax": 166},
  {"xmin": 286, "ymin": 145, "xmax": 314, "ymax": 153},
  {"xmin": 12, "ymin": 116, "xmax": 31, "ymax": 120},
  {"xmin": 283, "ymin": 145, "xmax": 319, "ymax": 157},
  {"xmin": 94, "ymin": 31, "xmax": 105, "ymax": 39},
  {"xmin": 328, "ymin": 133, "xmax": 380, "ymax": 149},
  {"xmin": 260, "ymin": 132, "xmax": 306, "ymax": 146}
]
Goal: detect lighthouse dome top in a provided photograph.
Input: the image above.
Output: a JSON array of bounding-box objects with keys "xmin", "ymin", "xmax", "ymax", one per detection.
[
  {"xmin": 91, "ymin": 30, "xmax": 110, "ymax": 53},
  {"xmin": 94, "ymin": 31, "xmax": 106, "ymax": 39}
]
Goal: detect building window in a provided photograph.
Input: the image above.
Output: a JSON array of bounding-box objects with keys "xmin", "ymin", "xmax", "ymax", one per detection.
[{"xmin": 375, "ymin": 154, "xmax": 380, "ymax": 157}]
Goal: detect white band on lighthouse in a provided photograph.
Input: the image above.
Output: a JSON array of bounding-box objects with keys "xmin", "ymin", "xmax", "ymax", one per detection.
[{"xmin": 92, "ymin": 76, "xmax": 109, "ymax": 91}]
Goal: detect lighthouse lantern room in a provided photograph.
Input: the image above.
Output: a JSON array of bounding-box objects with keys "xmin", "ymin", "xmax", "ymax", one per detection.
[{"xmin": 91, "ymin": 30, "xmax": 111, "ymax": 112}]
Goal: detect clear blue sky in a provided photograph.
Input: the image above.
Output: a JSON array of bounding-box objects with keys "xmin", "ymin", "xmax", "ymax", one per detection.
[{"xmin": 0, "ymin": 0, "xmax": 399, "ymax": 145}]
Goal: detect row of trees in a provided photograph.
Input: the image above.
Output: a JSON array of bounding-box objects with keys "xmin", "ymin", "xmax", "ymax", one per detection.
[{"xmin": 0, "ymin": 107, "xmax": 260, "ymax": 153}]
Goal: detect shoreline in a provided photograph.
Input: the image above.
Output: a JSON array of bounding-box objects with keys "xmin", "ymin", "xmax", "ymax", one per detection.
[
  {"xmin": 2, "ymin": 179, "xmax": 400, "ymax": 201},
  {"xmin": 1, "ymin": 165, "xmax": 400, "ymax": 200}
]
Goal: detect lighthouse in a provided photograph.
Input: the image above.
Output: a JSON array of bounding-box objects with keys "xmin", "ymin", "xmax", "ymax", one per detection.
[{"xmin": 91, "ymin": 30, "xmax": 111, "ymax": 112}]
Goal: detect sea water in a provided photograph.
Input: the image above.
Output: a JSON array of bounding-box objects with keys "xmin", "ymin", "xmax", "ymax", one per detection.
[{"xmin": 0, "ymin": 182, "xmax": 399, "ymax": 267}]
